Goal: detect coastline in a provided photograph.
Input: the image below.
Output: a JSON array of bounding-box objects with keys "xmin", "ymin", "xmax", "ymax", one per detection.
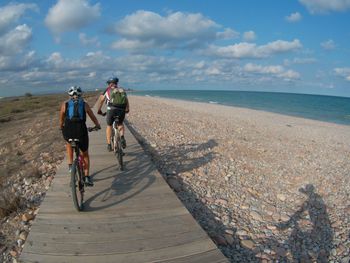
[{"xmin": 126, "ymin": 95, "xmax": 350, "ymax": 262}]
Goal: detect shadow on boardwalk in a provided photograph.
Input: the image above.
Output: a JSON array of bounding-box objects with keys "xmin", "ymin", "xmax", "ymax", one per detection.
[
  {"xmin": 83, "ymin": 143, "xmax": 157, "ymax": 212},
  {"xmin": 126, "ymin": 121, "xmax": 334, "ymax": 262}
]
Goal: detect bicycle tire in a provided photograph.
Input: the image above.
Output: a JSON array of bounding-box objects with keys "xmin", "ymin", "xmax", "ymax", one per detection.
[
  {"xmin": 70, "ymin": 160, "xmax": 83, "ymax": 211},
  {"xmin": 116, "ymin": 136, "xmax": 124, "ymax": 171},
  {"xmin": 111, "ymin": 128, "xmax": 115, "ymax": 152}
]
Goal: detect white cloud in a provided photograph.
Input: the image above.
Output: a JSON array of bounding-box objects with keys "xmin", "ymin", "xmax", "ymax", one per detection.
[
  {"xmin": 244, "ymin": 63, "xmax": 300, "ymax": 80},
  {"xmin": 111, "ymin": 10, "xmax": 227, "ymax": 50},
  {"xmin": 45, "ymin": 0, "xmax": 101, "ymax": 34},
  {"xmin": 0, "ymin": 24, "xmax": 32, "ymax": 55},
  {"xmin": 0, "ymin": 3, "xmax": 38, "ymax": 34},
  {"xmin": 206, "ymin": 39, "xmax": 302, "ymax": 59},
  {"xmin": 284, "ymin": 57, "xmax": 317, "ymax": 66},
  {"xmin": 217, "ymin": 28, "xmax": 239, "ymax": 40},
  {"xmin": 321, "ymin": 39, "xmax": 336, "ymax": 50},
  {"xmin": 111, "ymin": 38, "xmax": 155, "ymax": 51},
  {"xmin": 286, "ymin": 12, "xmax": 302, "ymax": 22},
  {"xmin": 334, "ymin": 67, "xmax": 350, "ymax": 81},
  {"xmin": 299, "ymin": 0, "xmax": 350, "ymax": 14},
  {"xmin": 243, "ymin": 31, "xmax": 256, "ymax": 42},
  {"xmin": 79, "ymin": 33, "xmax": 100, "ymax": 47}
]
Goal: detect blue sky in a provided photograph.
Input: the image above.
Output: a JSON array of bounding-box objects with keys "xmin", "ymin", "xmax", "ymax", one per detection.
[{"xmin": 0, "ymin": 0, "xmax": 350, "ymax": 97}]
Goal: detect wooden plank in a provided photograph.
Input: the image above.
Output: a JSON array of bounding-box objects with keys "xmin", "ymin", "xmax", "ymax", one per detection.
[{"xmin": 21, "ymin": 239, "xmax": 218, "ymax": 263}]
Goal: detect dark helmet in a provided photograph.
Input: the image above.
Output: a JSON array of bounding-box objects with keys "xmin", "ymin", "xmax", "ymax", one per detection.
[
  {"xmin": 106, "ymin": 77, "xmax": 119, "ymax": 84},
  {"xmin": 68, "ymin": 86, "xmax": 82, "ymax": 96}
]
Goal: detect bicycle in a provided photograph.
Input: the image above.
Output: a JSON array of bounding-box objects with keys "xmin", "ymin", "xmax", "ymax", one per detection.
[
  {"xmin": 69, "ymin": 126, "xmax": 100, "ymax": 211},
  {"xmin": 111, "ymin": 116, "xmax": 124, "ymax": 171},
  {"xmin": 99, "ymin": 111, "xmax": 125, "ymax": 170}
]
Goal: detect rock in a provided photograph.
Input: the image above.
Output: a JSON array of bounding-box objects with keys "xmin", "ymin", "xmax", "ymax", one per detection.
[
  {"xmin": 22, "ymin": 213, "xmax": 34, "ymax": 222},
  {"xmin": 277, "ymin": 194, "xmax": 286, "ymax": 201},
  {"xmin": 224, "ymin": 234, "xmax": 234, "ymax": 245},
  {"xmin": 19, "ymin": 232, "xmax": 28, "ymax": 240},
  {"xmin": 212, "ymin": 235, "xmax": 227, "ymax": 246},
  {"xmin": 250, "ymin": 211, "xmax": 263, "ymax": 221},
  {"xmin": 215, "ymin": 198, "xmax": 228, "ymax": 206},
  {"xmin": 241, "ymin": 239, "xmax": 255, "ymax": 250}
]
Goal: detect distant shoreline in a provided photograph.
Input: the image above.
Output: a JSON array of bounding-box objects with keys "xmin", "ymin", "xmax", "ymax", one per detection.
[{"xmin": 130, "ymin": 91, "xmax": 350, "ymax": 126}]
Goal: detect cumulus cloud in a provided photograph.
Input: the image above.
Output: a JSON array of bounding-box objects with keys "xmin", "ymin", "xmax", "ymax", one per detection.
[
  {"xmin": 285, "ymin": 12, "xmax": 302, "ymax": 22},
  {"xmin": 321, "ymin": 39, "xmax": 336, "ymax": 50},
  {"xmin": 0, "ymin": 3, "xmax": 38, "ymax": 34},
  {"xmin": 244, "ymin": 63, "xmax": 300, "ymax": 80},
  {"xmin": 334, "ymin": 67, "xmax": 350, "ymax": 81},
  {"xmin": 217, "ymin": 28, "xmax": 239, "ymax": 40},
  {"xmin": 79, "ymin": 33, "xmax": 100, "ymax": 47},
  {"xmin": 299, "ymin": 0, "xmax": 350, "ymax": 14},
  {"xmin": 243, "ymin": 31, "xmax": 256, "ymax": 42},
  {"xmin": 45, "ymin": 0, "xmax": 101, "ymax": 34},
  {"xmin": 111, "ymin": 10, "xmax": 233, "ymax": 51},
  {"xmin": 284, "ymin": 57, "xmax": 317, "ymax": 66},
  {"xmin": 0, "ymin": 24, "xmax": 32, "ymax": 55},
  {"xmin": 206, "ymin": 39, "xmax": 302, "ymax": 59}
]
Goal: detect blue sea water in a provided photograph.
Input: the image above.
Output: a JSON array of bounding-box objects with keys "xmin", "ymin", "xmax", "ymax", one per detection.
[{"xmin": 134, "ymin": 90, "xmax": 350, "ymax": 126}]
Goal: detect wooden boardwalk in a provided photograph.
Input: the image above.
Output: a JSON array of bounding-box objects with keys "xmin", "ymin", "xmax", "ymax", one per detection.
[{"xmin": 20, "ymin": 115, "xmax": 228, "ymax": 262}]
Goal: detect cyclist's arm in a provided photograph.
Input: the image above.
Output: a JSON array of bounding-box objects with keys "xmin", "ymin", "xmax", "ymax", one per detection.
[
  {"xmin": 59, "ymin": 102, "xmax": 66, "ymax": 129},
  {"xmin": 97, "ymin": 94, "xmax": 104, "ymax": 111},
  {"xmin": 85, "ymin": 102, "xmax": 100, "ymax": 128}
]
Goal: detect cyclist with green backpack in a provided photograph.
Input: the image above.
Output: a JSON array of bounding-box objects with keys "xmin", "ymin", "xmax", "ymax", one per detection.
[{"xmin": 97, "ymin": 77, "xmax": 129, "ymax": 151}]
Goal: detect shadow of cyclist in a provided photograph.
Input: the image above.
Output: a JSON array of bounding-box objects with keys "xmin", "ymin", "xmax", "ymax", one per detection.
[{"xmin": 277, "ymin": 184, "xmax": 333, "ymax": 262}]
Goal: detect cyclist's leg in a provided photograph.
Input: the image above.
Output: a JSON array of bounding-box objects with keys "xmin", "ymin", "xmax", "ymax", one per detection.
[
  {"xmin": 117, "ymin": 123, "xmax": 125, "ymax": 136},
  {"xmin": 117, "ymin": 111, "xmax": 126, "ymax": 148},
  {"xmin": 80, "ymin": 134, "xmax": 89, "ymax": 176},
  {"xmin": 80, "ymin": 135, "xmax": 93, "ymax": 186},
  {"xmin": 66, "ymin": 142, "xmax": 73, "ymax": 167},
  {"xmin": 106, "ymin": 125, "xmax": 112, "ymax": 144},
  {"xmin": 106, "ymin": 108, "xmax": 116, "ymax": 150},
  {"xmin": 81, "ymin": 150, "xmax": 90, "ymax": 176},
  {"xmin": 116, "ymin": 109, "xmax": 126, "ymax": 136}
]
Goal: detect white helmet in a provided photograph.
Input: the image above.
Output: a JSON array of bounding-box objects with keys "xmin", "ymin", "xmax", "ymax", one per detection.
[{"xmin": 68, "ymin": 86, "xmax": 82, "ymax": 96}]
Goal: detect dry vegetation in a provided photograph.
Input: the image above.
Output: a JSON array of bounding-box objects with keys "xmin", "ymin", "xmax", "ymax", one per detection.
[{"xmin": 0, "ymin": 91, "xmax": 99, "ymax": 261}]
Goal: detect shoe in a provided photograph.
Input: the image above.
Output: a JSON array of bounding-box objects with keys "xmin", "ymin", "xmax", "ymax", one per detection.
[
  {"xmin": 84, "ymin": 176, "xmax": 94, "ymax": 187},
  {"xmin": 121, "ymin": 136, "xmax": 126, "ymax": 149},
  {"xmin": 107, "ymin": 144, "xmax": 112, "ymax": 152}
]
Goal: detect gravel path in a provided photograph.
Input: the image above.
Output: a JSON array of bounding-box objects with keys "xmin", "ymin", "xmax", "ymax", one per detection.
[{"xmin": 126, "ymin": 95, "xmax": 350, "ymax": 263}]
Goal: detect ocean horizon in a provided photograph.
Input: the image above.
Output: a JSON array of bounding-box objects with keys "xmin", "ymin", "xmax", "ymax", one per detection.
[{"xmin": 133, "ymin": 90, "xmax": 350, "ymax": 126}]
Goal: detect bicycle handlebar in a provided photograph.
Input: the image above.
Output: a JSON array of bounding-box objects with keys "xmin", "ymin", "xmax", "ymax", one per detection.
[
  {"xmin": 97, "ymin": 110, "xmax": 107, "ymax": 116},
  {"xmin": 88, "ymin": 126, "xmax": 101, "ymax": 132}
]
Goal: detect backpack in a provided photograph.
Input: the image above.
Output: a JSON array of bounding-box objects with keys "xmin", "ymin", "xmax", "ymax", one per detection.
[
  {"xmin": 109, "ymin": 88, "xmax": 127, "ymax": 107},
  {"xmin": 65, "ymin": 98, "xmax": 86, "ymax": 122}
]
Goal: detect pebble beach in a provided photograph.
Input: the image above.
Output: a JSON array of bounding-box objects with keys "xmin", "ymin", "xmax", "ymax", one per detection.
[{"xmin": 126, "ymin": 95, "xmax": 350, "ymax": 263}]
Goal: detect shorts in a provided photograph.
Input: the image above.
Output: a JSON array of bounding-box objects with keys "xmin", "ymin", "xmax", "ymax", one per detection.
[
  {"xmin": 62, "ymin": 121, "xmax": 89, "ymax": 152},
  {"xmin": 106, "ymin": 106, "xmax": 125, "ymax": 126}
]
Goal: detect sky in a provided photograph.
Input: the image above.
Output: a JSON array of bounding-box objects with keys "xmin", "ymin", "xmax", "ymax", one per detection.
[{"xmin": 0, "ymin": 0, "xmax": 350, "ymax": 97}]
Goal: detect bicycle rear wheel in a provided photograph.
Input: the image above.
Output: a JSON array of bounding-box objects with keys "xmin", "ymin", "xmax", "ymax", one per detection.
[
  {"xmin": 71, "ymin": 160, "xmax": 84, "ymax": 211},
  {"xmin": 116, "ymin": 136, "xmax": 124, "ymax": 171},
  {"xmin": 110, "ymin": 128, "xmax": 115, "ymax": 152}
]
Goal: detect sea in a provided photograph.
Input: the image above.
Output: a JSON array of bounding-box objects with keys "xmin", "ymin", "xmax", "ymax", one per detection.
[{"xmin": 133, "ymin": 90, "xmax": 350, "ymax": 126}]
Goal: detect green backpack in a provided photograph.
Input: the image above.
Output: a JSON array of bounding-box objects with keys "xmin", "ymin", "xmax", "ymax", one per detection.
[{"xmin": 109, "ymin": 88, "xmax": 127, "ymax": 107}]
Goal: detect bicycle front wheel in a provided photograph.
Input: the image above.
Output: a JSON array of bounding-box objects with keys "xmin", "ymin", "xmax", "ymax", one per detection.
[{"xmin": 71, "ymin": 160, "xmax": 84, "ymax": 211}]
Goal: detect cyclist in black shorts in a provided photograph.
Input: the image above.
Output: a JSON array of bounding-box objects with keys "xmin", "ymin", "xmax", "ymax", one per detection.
[
  {"xmin": 97, "ymin": 77, "xmax": 129, "ymax": 151},
  {"xmin": 60, "ymin": 86, "xmax": 101, "ymax": 186}
]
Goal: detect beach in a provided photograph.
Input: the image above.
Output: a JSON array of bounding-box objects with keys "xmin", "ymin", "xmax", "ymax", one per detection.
[{"xmin": 126, "ymin": 95, "xmax": 350, "ymax": 262}]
